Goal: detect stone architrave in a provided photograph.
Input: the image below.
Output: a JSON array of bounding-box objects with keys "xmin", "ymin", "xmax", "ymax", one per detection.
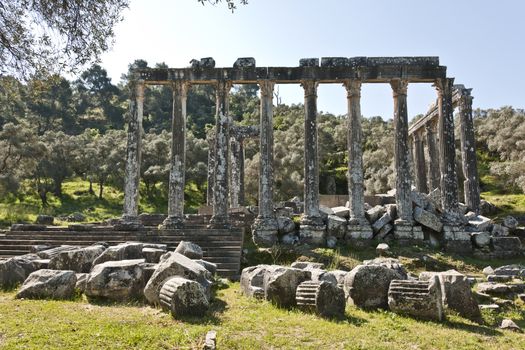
[
  {"xmin": 122, "ymin": 80, "xmax": 145, "ymax": 228},
  {"xmin": 209, "ymin": 80, "xmax": 232, "ymax": 228},
  {"xmin": 457, "ymin": 87, "xmax": 480, "ymax": 214},
  {"xmin": 161, "ymin": 81, "xmax": 190, "ymax": 229},
  {"xmin": 343, "ymin": 80, "xmax": 373, "ymax": 239},
  {"xmin": 413, "ymin": 132, "xmax": 428, "ymax": 194},
  {"xmin": 435, "ymin": 78, "xmax": 461, "ymax": 224},
  {"xmin": 425, "ymin": 122, "xmax": 440, "ymax": 191},
  {"xmin": 252, "ymin": 80, "xmax": 279, "ymax": 247},
  {"xmin": 390, "ymin": 79, "xmax": 413, "ymax": 230}
]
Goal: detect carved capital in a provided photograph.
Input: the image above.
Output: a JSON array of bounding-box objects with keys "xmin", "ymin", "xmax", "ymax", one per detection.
[
  {"xmin": 171, "ymin": 81, "xmax": 191, "ymax": 98},
  {"xmin": 343, "ymin": 79, "xmax": 362, "ymax": 98},
  {"xmin": 216, "ymin": 80, "xmax": 233, "ymax": 97},
  {"xmin": 258, "ymin": 80, "xmax": 275, "ymax": 97},
  {"xmin": 390, "ymin": 79, "xmax": 408, "ymax": 97},
  {"xmin": 434, "ymin": 78, "xmax": 455, "ymax": 97},
  {"xmin": 301, "ymin": 80, "xmax": 318, "ymax": 98}
]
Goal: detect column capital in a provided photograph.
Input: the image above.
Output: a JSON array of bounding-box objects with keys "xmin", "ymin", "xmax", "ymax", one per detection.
[
  {"xmin": 258, "ymin": 80, "xmax": 275, "ymax": 97},
  {"xmin": 301, "ymin": 80, "xmax": 318, "ymax": 97},
  {"xmin": 216, "ymin": 80, "xmax": 233, "ymax": 95},
  {"xmin": 171, "ymin": 80, "xmax": 191, "ymax": 98},
  {"xmin": 390, "ymin": 79, "xmax": 408, "ymax": 97},
  {"xmin": 343, "ymin": 79, "xmax": 362, "ymax": 98},
  {"xmin": 434, "ymin": 77, "xmax": 455, "ymax": 96}
]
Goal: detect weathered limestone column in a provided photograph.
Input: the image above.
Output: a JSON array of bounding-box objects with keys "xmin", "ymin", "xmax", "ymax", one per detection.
[
  {"xmin": 413, "ymin": 131, "xmax": 428, "ymax": 194},
  {"xmin": 209, "ymin": 80, "xmax": 232, "ymax": 228},
  {"xmin": 425, "ymin": 122, "xmax": 440, "ymax": 191},
  {"xmin": 206, "ymin": 130, "xmax": 215, "ymax": 206},
  {"xmin": 436, "ymin": 78, "xmax": 461, "ymax": 225},
  {"xmin": 252, "ymin": 80, "xmax": 278, "ymax": 247},
  {"xmin": 229, "ymin": 136, "xmax": 244, "ymax": 208},
  {"xmin": 390, "ymin": 79, "xmax": 413, "ymax": 224},
  {"xmin": 160, "ymin": 81, "xmax": 189, "ymax": 229},
  {"xmin": 299, "ymin": 80, "xmax": 325, "ymax": 245},
  {"xmin": 458, "ymin": 88, "xmax": 480, "ymax": 213},
  {"xmin": 343, "ymin": 80, "xmax": 373, "ymax": 241},
  {"xmin": 121, "ymin": 80, "xmax": 145, "ymax": 230},
  {"xmin": 391, "ymin": 79, "xmax": 422, "ymax": 240}
]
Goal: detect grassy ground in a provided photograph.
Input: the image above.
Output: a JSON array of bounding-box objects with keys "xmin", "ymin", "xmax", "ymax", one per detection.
[
  {"xmin": 0, "ymin": 179, "xmax": 205, "ymax": 228},
  {"xmin": 0, "ymin": 279, "xmax": 524, "ymax": 350}
]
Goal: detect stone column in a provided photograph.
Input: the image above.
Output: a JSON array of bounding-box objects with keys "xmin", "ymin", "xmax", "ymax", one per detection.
[
  {"xmin": 391, "ymin": 79, "xmax": 422, "ymax": 240},
  {"xmin": 209, "ymin": 80, "xmax": 232, "ymax": 228},
  {"xmin": 160, "ymin": 81, "xmax": 189, "ymax": 229},
  {"xmin": 390, "ymin": 79, "xmax": 413, "ymax": 224},
  {"xmin": 435, "ymin": 78, "xmax": 461, "ymax": 224},
  {"xmin": 458, "ymin": 88, "xmax": 480, "ymax": 214},
  {"xmin": 413, "ymin": 131, "xmax": 428, "ymax": 194},
  {"xmin": 121, "ymin": 80, "xmax": 145, "ymax": 230},
  {"xmin": 206, "ymin": 130, "xmax": 215, "ymax": 206},
  {"xmin": 299, "ymin": 80, "xmax": 325, "ymax": 245},
  {"xmin": 252, "ymin": 80, "xmax": 278, "ymax": 246},
  {"xmin": 343, "ymin": 80, "xmax": 373, "ymax": 241},
  {"xmin": 425, "ymin": 122, "xmax": 440, "ymax": 191},
  {"xmin": 229, "ymin": 135, "xmax": 244, "ymax": 208}
]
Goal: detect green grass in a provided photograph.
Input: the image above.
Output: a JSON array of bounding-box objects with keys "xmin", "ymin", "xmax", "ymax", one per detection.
[
  {"xmin": 0, "ymin": 281, "xmax": 524, "ymax": 350},
  {"xmin": 0, "ymin": 178, "xmax": 206, "ymax": 228}
]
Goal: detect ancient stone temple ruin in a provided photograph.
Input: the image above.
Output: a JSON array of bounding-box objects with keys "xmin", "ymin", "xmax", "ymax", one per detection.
[{"xmin": 122, "ymin": 56, "xmax": 482, "ymax": 250}]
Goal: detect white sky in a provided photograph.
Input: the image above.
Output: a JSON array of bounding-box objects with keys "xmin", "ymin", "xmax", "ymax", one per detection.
[{"xmin": 100, "ymin": 0, "xmax": 525, "ymax": 120}]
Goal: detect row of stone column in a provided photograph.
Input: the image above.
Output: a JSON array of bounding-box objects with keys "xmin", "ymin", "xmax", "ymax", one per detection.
[
  {"xmin": 122, "ymin": 77, "xmax": 472, "ymax": 234},
  {"xmin": 411, "ymin": 85, "xmax": 480, "ymax": 215}
]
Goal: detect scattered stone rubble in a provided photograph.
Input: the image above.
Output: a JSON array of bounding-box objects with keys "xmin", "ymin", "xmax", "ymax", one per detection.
[
  {"xmin": 262, "ymin": 192, "xmax": 524, "ymax": 259},
  {"xmin": 475, "ymin": 264, "xmax": 525, "ymax": 316},
  {"xmin": 1, "ymin": 241, "xmax": 218, "ymax": 318},
  {"xmin": 240, "ymin": 255, "xmax": 489, "ymax": 323}
]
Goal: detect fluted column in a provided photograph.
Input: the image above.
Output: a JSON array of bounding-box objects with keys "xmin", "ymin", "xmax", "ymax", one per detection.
[
  {"xmin": 209, "ymin": 80, "xmax": 232, "ymax": 228},
  {"xmin": 252, "ymin": 80, "xmax": 278, "ymax": 246},
  {"xmin": 122, "ymin": 80, "xmax": 144, "ymax": 229},
  {"xmin": 413, "ymin": 131, "xmax": 428, "ymax": 194},
  {"xmin": 390, "ymin": 79, "xmax": 413, "ymax": 224},
  {"xmin": 425, "ymin": 122, "xmax": 440, "ymax": 191},
  {"xmin": 229, "ymin": 136, "xmax": 243, "ymax": 208},
  {"xmin": 300, "ymin": 80, "xmax": 323, "ymax": 226},
  {"xmin": 298, "ymin": 80, "xmax": 325, "ymax": 245},
  {"xmin": 161, "ymin": 81, "xmax": 189, "ymax": 229},
  {"xmin": 206, "ymin": 130, "xmax": 215, "ymax": 206},
  {"xmin": 343, "ymin": 80, "xmax": 367, "ymax": 225},
  {"xmin": 458, "ymin": 88, "xmax": 480, "ymax": 213},
  {"xmin": 436, "ymin": 78, "xmax": 460, "ymax": 224}
]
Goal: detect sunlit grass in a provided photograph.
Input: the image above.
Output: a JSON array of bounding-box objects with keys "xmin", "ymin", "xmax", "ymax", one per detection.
[{"xmin": 0, "ymin": 282, "xmax": 523, "ymax": 350}]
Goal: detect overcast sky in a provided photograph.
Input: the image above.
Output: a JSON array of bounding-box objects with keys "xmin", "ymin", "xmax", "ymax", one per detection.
[{"xmin": 100, "ymin": 0, "xmax": 525, "ymax": 120}]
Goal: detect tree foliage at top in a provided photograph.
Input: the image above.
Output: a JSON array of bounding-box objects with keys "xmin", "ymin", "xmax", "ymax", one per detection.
[{"xmin": 0, "ymin": 0, "xmax": 129, "ymax": 78}]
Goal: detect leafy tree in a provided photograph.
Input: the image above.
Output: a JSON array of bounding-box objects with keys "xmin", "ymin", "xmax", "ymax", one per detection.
[
  {"xmin": 0, "ymin": 76, "xmax": 26, "ymax": 127},
  {"xmin": 25, "ymin": 73, "xmax": 75, "ymax": 134},
  {"xmin": 0, "ymin": 122, "xmax": 41, "ymax": 195},
  {"xmin": 75, "ymin": 64, "xmax": 124, "ymax": 132},
  {"xmin": 0, "ymin": 0, "xmax": 129, "ymax": 78},
  {"xmin": 91, "ymin": 130, "xmax": 127, "ymax": 199},
  {"xmin": 141, "ymin": 131, "xmax": 170, "ymax": 198}
]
